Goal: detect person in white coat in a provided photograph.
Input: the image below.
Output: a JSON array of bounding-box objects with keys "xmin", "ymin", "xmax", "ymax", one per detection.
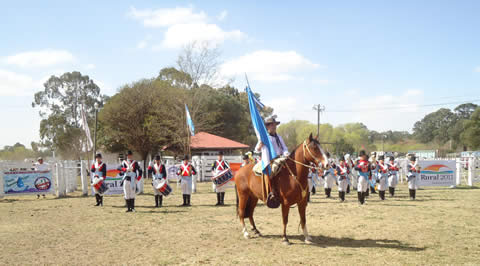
[
  {"xmin": 118, "ymin": 151, "xmax": 143, "ymax": 212},
  {"xmin": 177, "ymin": 155, "xmax": 197, "ymax": 206},
  {"xmin": 335, "ymin": 157, "xmax": 349, "ymax": 202},
  {"xmin": 211, "ymin": 151, "xmax": 230, "ymax": 206},
  {"xmin": 323, "ymin": 152, "xmax": 336, "ymax": 199},
  {"xmin": 407, "ymin": 155, "xmax": 421, "ymax": 200},
  {"xmin": 354, "ymin": 150, "xmax": 371, "ymax": 205},
  {"xmin": 147, "ymin": 155, "xmax": 167, "ymax": 207},
  {"xmin": 374, "ymin": 155, "xmax": 388, "ymax": 200},
  {"xmin": 386, "ymin": 156, "xmax": 399, "ymax": 197}
]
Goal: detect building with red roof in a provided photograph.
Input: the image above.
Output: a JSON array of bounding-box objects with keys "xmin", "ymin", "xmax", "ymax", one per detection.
[{"xmin": 190, "ymin": 132, "xmax": 249, "ymax": 155}]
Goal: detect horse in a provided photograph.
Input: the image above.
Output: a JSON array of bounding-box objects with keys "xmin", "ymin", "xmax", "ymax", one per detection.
[{"xmin": 234, "ymin": 133, "xmax": 329, "ymax": 245}]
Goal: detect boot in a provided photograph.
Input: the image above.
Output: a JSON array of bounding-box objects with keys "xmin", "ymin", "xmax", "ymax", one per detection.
[
  {"xmin": 221, "ymin": 192, "xmax": 225, "ymax": 205},
  {"xmin": 181, "ymin": 194, "xmax": 187, "ymax": 206},
  {"xmin": 328, "ymin": 188, "xmax": 332, "ymax": 198},
  {"xmin": 155, "ymin": 195, "xmax": 159, "ymax": 207},
  {"xmin": 357, "ymin": 192, "xmax": 362, "ymax": 204},
  {"xmin": 361, "ymin": 192, "xmax": 366, "ymax": 204},
  {"xmin": 131, "ymin": 199, "xmax": 136, "ymax": 212},
  {"xmin": 409, "ymin": 189, "xmax": 414, "ymax": 200},
  {"xmin": 266, "ymin": 177, "xmax": 281, "ymax": 209},
  {"xmin": 388, "ymin": 187, "xmax": 393, "ymax": 197},
  {"xmin": 100, "ymin": 196, "xmax": 103, "ymax": 206},
  {"xmin": 186, "ymin": 195, "xmax": 191, "ymax": 206},
  {"xmin": 365, "ymin": 187, "xmax": 370, "ymax": 197},
  {"xmin": 391, "ymin": 187, "xmax": 395, "ymax": 197},
  {"xmin": 379, "ymin": 191, "xmax": 385, "ymax": 200},
  {"xmin": 346, "ymin": 185, "xmax": 350, "ymax": 194},
  {"xmin": 95, "ymin": 194, "xmax": 100, "ymax": 206},
  {"xmin": 126, "ymin": 199, "xmax": 131, "ymax": 212},
  {"xmin": 307, "ymin": 192, "xmax": 310, "ymax": 202},
  {"xmin": 412, "ymin": 189, "xmax": 416, "ymax": 200},
  {"xmin": 324, "ymin": 188, "xmax": 329, "ymax": 198},
  {"xmin": 158, "ymin": 195, "xmax": 163, "ymax": 207},
  {"xmin": 312, "ymin": 186, "xmax": 316, "ymax": 195},
  {"xmin": 215, "ymin": 193, "xmax": 221, "ymax": 206},
  {"xmin": 339, "ymin": 191, "xmax": 345, "ymax": 202}
]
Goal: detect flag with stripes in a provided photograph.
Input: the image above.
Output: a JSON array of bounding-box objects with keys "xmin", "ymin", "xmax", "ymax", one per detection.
[{"xmin": 185, "ymin": 104, "xmax": 195, "ymax": 136}]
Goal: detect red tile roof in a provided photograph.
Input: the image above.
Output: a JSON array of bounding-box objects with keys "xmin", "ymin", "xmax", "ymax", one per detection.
[{"xmin": 190, "ymin": 132, "xmax": 249, "ymax": 150}]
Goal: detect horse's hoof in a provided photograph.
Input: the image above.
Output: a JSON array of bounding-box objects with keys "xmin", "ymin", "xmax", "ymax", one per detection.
[
  {"xmin": 305, "ymin": 238, "xmax": 313, "ymax": 245},
  {"xmin": 282, "ymin": 239, "xmax": 291, "ymax": 245},
  {"xmin": 243, "ymin": 232, "xmax": 250, "ymax": 239}
]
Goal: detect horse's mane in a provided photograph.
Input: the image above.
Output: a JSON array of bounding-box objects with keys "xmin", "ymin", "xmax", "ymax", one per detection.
[{"xmin": 289, "ymin": 138, "xmax": 321, "ymax": 159}]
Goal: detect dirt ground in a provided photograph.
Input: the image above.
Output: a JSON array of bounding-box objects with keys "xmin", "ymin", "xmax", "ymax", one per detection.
[{"xmin": 1, "ymin": 181, "xmax": 479, "ymax": 265}]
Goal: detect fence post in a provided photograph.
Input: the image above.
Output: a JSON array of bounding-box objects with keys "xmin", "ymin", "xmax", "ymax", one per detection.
[
  {"xmin": 468, "ymin": 158, "xmax": 474, "ymax": 187},
  {"xmin": 56, "ymin": 162, "xmax": 65, "ymax": 197},
  {"xmin": 456, "ymin": 158, "xmax": 461, "ymax": 186},
  {"xmin": 0, "ymin": 171, "xmax": 4, "ymax": 199},
  {"xmin": 81, "ymin": 161, "xmax": 88, "ymax": 196}
]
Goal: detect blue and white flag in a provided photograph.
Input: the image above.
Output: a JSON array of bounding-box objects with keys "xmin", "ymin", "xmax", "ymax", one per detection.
[
  {"xmin": 246, "ymin": 85, "xmax": 276, "ymax": 174},
  {"xmin": 185, "ymin": 104, "xmax": 195, "ymax": 136}
]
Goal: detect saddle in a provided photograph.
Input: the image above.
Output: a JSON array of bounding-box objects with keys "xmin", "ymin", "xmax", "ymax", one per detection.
[{"xmin": 253, "ymin": 156, "xmax": 288, "ymax": 177}]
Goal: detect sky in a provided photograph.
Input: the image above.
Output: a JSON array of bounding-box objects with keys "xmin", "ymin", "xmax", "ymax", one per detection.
[{"xmin": 1, "ymin": 0, "xmax": 480, "ymax": 148}]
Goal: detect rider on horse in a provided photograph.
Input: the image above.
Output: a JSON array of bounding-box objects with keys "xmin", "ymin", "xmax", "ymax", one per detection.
[{"xmin": 254, "ymin": 115, "xmax": 289, "ymax": 208}]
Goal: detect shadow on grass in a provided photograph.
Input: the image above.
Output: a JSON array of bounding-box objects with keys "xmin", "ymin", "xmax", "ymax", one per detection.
[{"xmin": 262, "ymin": 234, "xmax": 426, "ymax": 251}]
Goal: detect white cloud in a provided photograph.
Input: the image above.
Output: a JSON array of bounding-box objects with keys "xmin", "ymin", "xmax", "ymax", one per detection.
[
  {"xmin": 128, "ymin": 6, "xmax": 245, "ymax": 49},
  {"xmin": 221, "ymin": 50, "xmax": 320, "ymax": 82},
  {"xmin": 85, "ymin": 64, "xmax": 96, "ymax": 70},
  {"xmin": 128, "ymin": 6, "xmax": 207, "ymax": 27},
  {"xmin": 474, "ymin": 66, "xmax": 480, "ymax": 73},
  {"xmin": 217, "ymin": 10, "xmax": 228, "ymax": 21},
  {"xmin": 404, "ymin": 89, "xmax": 422, "ymax": 97},
  {"xmin": 162, "ymin": 23, "xmax": 245, "ymax": 49},
  {"xmin": 4, "ymin": 49, "xmax": 74, "ymax": 68},
  {"xmin": 0, "ymin": 69, "xmax": 40, "ymax": 96}
]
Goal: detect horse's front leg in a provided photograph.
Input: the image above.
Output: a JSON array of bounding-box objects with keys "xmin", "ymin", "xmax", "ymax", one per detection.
[
  {"xmin": 298, "ymin": 201, "xmax": 313, "ymax": 244},
  {"xmin": 240, "ymin": 216, "xmax": 249, "ymax": 239},
  {"xmin": 281, "ymin": 203, "xmax": 290, "ymax": 245}
]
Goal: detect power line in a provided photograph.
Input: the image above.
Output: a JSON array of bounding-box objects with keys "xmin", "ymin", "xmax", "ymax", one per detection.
[
  {"xmin": 327, "ymin": 98, "xmax": 480, "ymax": 113},
  {"xmin": 312, "ymin": 104, "xmax": 325, "ymax": 137}
]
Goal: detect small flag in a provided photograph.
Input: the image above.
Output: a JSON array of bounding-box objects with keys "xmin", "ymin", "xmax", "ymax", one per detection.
[
  {"xmin": 81, "ymin": 104, "xmax": 94, "ymax": 150},
  {"xmin": 185, "ymin": 104, "xmax": 195, "ymax": 136}
]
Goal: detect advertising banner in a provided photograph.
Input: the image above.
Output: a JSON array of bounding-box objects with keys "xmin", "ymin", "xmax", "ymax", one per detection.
[
  {"xmin": 418, "ymin": 160, "xmax": 456, "ymax": 187},
  {"xmin": 3, "ymin": 170, "xmax": 55, "ymax": 195}
]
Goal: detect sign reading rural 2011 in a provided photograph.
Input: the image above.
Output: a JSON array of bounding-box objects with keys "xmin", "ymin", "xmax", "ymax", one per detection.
[
  {"xmin": 418, "ymin": 160, "xmax": 456, "ymax": 187},
  {"xmin": 3, "ymin": 170, "xmax": 55, "ymax": 195}
]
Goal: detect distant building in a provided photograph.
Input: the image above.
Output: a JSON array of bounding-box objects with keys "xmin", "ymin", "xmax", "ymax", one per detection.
[{"xmin": 190, "ymin": 132, "xmax": 250, "ymax": 156}]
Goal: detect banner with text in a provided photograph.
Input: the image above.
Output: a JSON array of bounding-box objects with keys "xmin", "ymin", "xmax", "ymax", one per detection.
[
  {"xmin": 418, "ymin": 160, "xmax": 456, "ymax": 187},
  {"xmin": 3, "ymin": 170, "xmax": 55, "ymax": 195}
]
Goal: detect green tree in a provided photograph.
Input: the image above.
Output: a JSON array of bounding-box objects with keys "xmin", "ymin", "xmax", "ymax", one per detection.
[
  {"xmin": 32, "ymin": 71, "xmax": 106, "ymax": 159},
  {"xmin": 413, "ymin": 108, "xmax": 456, "ymax": 144},
  {"xmin": 461, "ymin": 107, "xmax": 480, "ymax": 149}
]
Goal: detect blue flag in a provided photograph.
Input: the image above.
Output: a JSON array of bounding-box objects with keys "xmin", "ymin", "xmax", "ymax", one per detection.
[
  {"xmin": 185, "ymin": 104, "xmax": 195, "ymax": 136},
  {"xmin": 246, "ymin": 85, "xmax": 277, "ymax": 174}
]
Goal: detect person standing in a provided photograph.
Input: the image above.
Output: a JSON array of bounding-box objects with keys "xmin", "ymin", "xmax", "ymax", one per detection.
[
  {"xmin": 336, "ymin": 157, "xmax": 349, "ymax": 202},
  {"xmin": 91, "ymin": 153, "xmax": 107, "ymax": 206},
  {"xmin": 374, "ymin": 155, "xmax": 388, "ymax": 200},
  {"xmin": 118, "ymin": 151, "xmax": 142, "ymax": 212},
  {"xmin": 148, "ymin": 155, "xmax": 167, "ymax": 207},
  {"xmin": 386, "ymin": 156, "xmax": 399, "ymax": 197},
  {"xmin": 355, "ymin": 150, "xmax": 371, "ymax": 205},
  {"xmin": 323, "ymin": 152, "xmax": 336, "ymax": 199},
  {"xmin": 407, "ymin": 155, "xmax": 421, "ymax": 200},
  {"xmin": 34, "ymin": 157, "xmax": 49, "ymax": 199},
  {"xmin": 177, "ymin": 155, "xmax": 197, "ymax": 206},
  {"xmin": 211, "ymin": 151, "xmax": 230, "ymax": 206}
]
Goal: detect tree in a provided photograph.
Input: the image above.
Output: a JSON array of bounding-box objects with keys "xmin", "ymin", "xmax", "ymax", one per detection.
[
  {"xmin": 454, "ymin": 103, "xmax": 478, "ymax": 120},
  {"xmin": 32, "ymin": 71, "xmax": 105, "ymax": 159},
  {"xmin": 413, "ymin": 108, "xmax": 456, "ymax": 144},
  {"xmin": 176, "ymin": 41, "xmax": 222, "ymax": 87},
  {"xmin": 461, "ymin": 107, "xmax": 480, "ymax": 149}
]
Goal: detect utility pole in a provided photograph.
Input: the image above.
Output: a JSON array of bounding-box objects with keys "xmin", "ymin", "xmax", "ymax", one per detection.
[{"xmin": 312, "ymin": 104, "xmax": 325, "ymax": 137}]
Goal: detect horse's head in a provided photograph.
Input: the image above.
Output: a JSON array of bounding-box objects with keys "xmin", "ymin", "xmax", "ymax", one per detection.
[{"xmin": 302, "ymin": 133, "xmax": 329, "ymax": 169}]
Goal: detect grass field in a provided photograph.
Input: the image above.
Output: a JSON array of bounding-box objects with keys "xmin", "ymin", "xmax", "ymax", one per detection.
[{"xmin": 1, "ymin": 181, "xmax": 479, "ymax": 265}]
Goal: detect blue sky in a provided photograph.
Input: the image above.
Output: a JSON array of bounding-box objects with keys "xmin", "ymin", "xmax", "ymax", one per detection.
[{"xmin": 1, "ymin": 0, "xmax": 480, "ymax": 148}]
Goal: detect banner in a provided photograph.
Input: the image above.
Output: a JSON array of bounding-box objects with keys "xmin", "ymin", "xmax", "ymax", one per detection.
[
  {"xmin": 3, "ymin": 170, "xmax": 55, "ymax": 195},
  {"xmin": 90, "ymin": 166, "xmax": 124, "ymax": 195},
  {"xmin": 418, "ymin": 160, "xmax": 456, "ymax": 187}
]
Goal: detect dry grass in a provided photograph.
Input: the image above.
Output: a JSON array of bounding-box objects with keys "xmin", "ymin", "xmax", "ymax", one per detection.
[{"xmin": 1, "ymin": 181, "xmax": 479, "ymax": 265}]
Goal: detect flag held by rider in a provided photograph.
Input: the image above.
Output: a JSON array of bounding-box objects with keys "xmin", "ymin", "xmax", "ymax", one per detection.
[{"xmin": 246, "ymin": 85, "xmax": 277, "ymax": 174}]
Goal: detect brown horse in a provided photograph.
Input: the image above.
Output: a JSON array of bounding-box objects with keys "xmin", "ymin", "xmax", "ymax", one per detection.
[{"xmin": 235, "ymin": 133, "xmax": 329, "ymax": 244}]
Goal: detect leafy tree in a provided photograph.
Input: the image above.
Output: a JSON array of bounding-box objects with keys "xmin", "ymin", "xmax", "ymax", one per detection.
[
  {"xmin": 413, "ymin": 108, "xmax": 456, "ymax": 144},
  {"xmin": 461, "ymin": 107, "xmax": 480, "ymax": 149},
  {"xmin": 32, "ymin": 71, "xmax": 105, "ymax": 159},
  {"xmin": 454, "ymin": 103, "xmax": 478, "ymax": 120}
]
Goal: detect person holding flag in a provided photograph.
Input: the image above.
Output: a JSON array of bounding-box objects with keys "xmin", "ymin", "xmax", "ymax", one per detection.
[{"xmin": 246, "ymin": 84, "xmax": 289, "ymax": 208}]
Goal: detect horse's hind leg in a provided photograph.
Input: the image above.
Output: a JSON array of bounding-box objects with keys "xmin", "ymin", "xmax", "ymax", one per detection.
[
  {"xmin": 248, "ymin": 199, "xmax": 261, "ymax": 236},
  {"xmin": 298, "ymin": 201, "xmax": 313, "ymax": 244},
  {"xmin": 281, "ymin": 203, "xmax": 291, "ymax": 245}
]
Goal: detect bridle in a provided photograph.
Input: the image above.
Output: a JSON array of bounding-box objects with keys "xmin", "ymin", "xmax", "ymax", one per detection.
[{"xmin": 287, "ymin": 140, "xmax": 327, "ymax": 171}]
